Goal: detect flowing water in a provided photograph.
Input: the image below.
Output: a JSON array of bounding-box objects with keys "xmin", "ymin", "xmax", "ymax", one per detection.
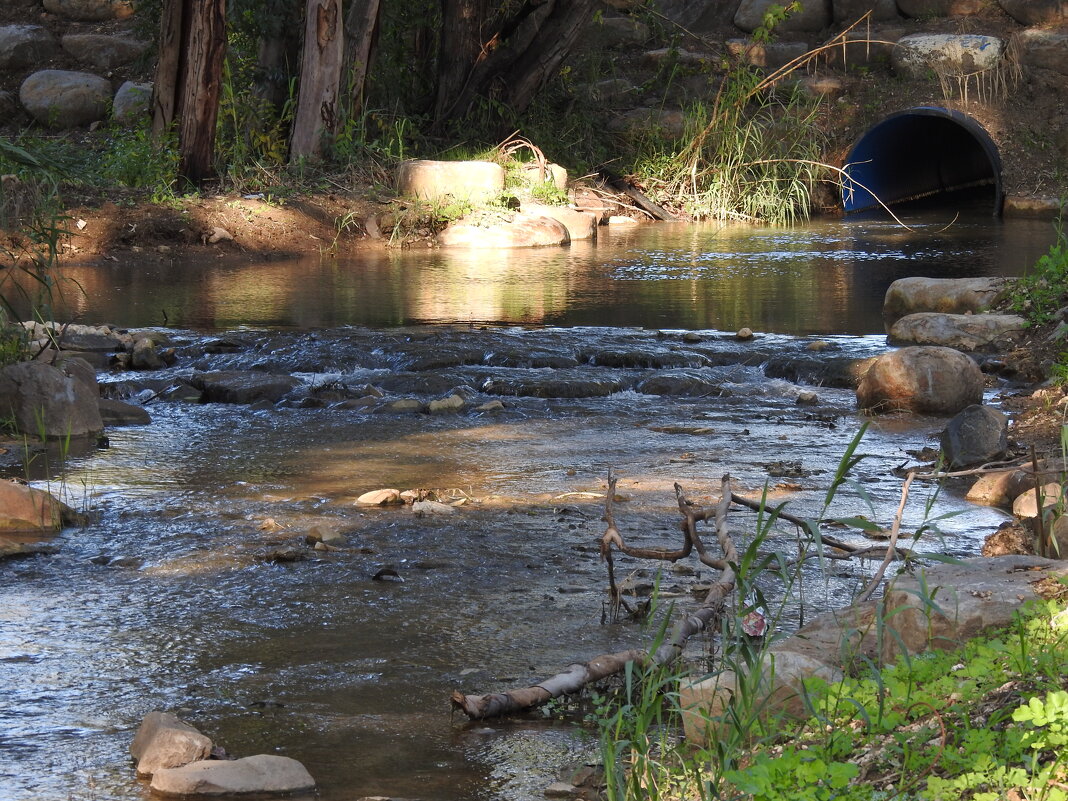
[{"xmin": 0, "ymin": 210, "xmax": 1056, "ymax": 801}]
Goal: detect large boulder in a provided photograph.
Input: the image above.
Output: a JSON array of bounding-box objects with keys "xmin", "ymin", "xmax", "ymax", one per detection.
[
  {"xmin": 887, "ymin": 312, "xmax": 1027, "ymax": 351},
  {"xmin": 61, "ymin": 33, "xmax": 149, "ymax": 70},
  {"xmin": 0, "ymin": 480, "xmax": 76, "ymax": 532},
  {"xmin": 396, "ymin": 160, "xmax": 505, "ymax": 203},
  {"xmin": 19, "ymin": 70, "xmax": 112, "ymax": 129},
  {"xmin": 437, "ymin": 213, "xmax": 570, "ymax": 248},
  {"xmin": 856, "ymin": 346, "xmax": 983, "ymax": 414},
  {"xmin": 1014, "ymin": 29, "xmax": 1068, "ymax": 76},
  {"xmin": 149, "ymin": 754, "xmax": 316, "ymax": 798},
  {"xmin": 0, "ymin": 360, "xmax": 103, "ymax": 438},
  {"xmin": 997, "ymin": 0, "xmax": 1068, "ymax": 25},
  {"xmin": 42, "ymin": 0, "xmax": 135, "ymax": 21},
  {"xmin": 940, "ymin": 404, "xmax": 1008, "ymax": 468},
  {"xmin": 734, "ymin": 0, "xmax": 832, "ymax": 32},
  {"xmin": 891, "ymin": 33, "xmax": 1005, "ymax": 79},
  {"xmin": 880, "ymin": 555, "xmax": 1068, "ymax": 663},
  {"xmin": 0, "ymin": 25, "xmax": 60, "ymax": 70},
  {"xmin": 882, "ymin": 276, "xmax": 1009, "ymax": 323},
  {"xmin": 130, "ymin": 711, "xmax": 213, "ymax": 778}
]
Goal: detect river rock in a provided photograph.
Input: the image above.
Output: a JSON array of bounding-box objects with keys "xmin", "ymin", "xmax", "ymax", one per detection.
[
  {"xmin": 588, "ymin": 349, "xmax": 704, "ymax": 369},
  {"xmin": 734, "ymin": 0, "xmax": 831, "ymax": 32},
  {"xmin": 636, "ymin": 370, "xmax": 726, "ymax": 396},
  {"xmin": 725, "ymin": 39, "xmax": 809, "ymax": 69},
  {"xmin": 1014, "ymin": 29, "xmax": 1068, "ymax": 76},
  {"xmin": 131, "ymin": 711, "xmax": 213, "ymax": 778},
  {"xmin": 891, "ymin": 33, "xmax": 1005, "ymax": 79},
  {"xmin": 0, "ymin": 480, "xmax": 76, "ymax": 532},
  {"xmin": 437, "ymin": 213, "xmax": 570, "ymax": 248},
  {"xmin": 412, "ymin": 500, "xmax": 456, "ymax": 515},
  {"xmin": 0, "ymin": 360, "xmax": 104, "ymax": 438},
  {"xmin": 112, "ymin": 80, "xmax": 152, "ymax": 124},
  {"xmin": 0, "ymin": 25, "xmax": 60, "ymax": 70},
  {"xmin": 880, "ymin": 555, "xmax": 1068, "ymax": 663},
  {"xmin": 98, "ymin": 397, "xmax": 151, "ymax": 426},
  {"xmin": 1003, "ymin": 195, "xmax": 1064, "ymax": 219},
  {"xmin": 578, "ymin": 14, "xmax": 650, "ymax": 51},
  {"xmin": 856, "ymin": 346, "xmax": 983, "ymax": 415},
  {"xmin": 940, "ymin": 404, "xmax": 1007, "ymax": 468},
  {"xmin": 428, "ymin": 393, "xmax": 465, "ymax": 413},
  {"xmin": 190, "ymin": 371, "xmax": 301, "ymax": 404},
  {"xmin": 396, "ymin": 159, "xmax": 505, "ymax": 203},
  {"xmin": 131, "ymin": 337, "xmax": 165, "ymax": 370},
  {"xmin": 520, "ymin": 202, "xmax": 597, "ymax": 241},
  {"xmin": 966, "ymin": 457, "xmax": 1068, "ymax": 507},
  {"xmin": 515, "ymin": 162, "xmax": 568, "ymax": 191},
  {"xmin": 887, "ymin": 312, "xmax": 1027, "ymax": 351},
  {"xmin": 882, "ymin": 276, "xmax": 1009, "ymax": 323},
  {"xmin": 680, "ymin": 649, "xmax": 842, "ymax": 744},
  {"xmin": 997, "ymin": 0, "xmax": 1068, "ymax": 25},
  {"xmin": 42, "ymin": 0, "xmax": 135, "ymax": 20},
  {"xmin": 355, "ymin": 488, "xmax": 403, "ymax": 506},
  {"xmin": 149, "ymin": 754, "xmax": 316, "ymax": 797},
  {"xmin": 61, "ymin": 33, "xmax": 149, "ymax": 70},
  {"xmin": 897, "ymin": 0, "xmax": 987, "ymax": 15},
  {"xmin": 20, "ymin": 70, "xmax": 112, "ymax": 129},
  {"xmin": 1012, "ymin": 483, "xmax": 1063, "ymax": 518},
  {"xmin": 832, "ymin": 0, "xmax": 900, "ymax": 22},
  {"xmin": 481, "ymin": 375, "xmax": 624, "ymax": 398}
]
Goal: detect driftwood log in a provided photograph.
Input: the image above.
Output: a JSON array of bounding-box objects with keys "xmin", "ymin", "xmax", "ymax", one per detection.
[{"xmin": 451, "ymin": 476, "xmax": 737, "ymax": 720}]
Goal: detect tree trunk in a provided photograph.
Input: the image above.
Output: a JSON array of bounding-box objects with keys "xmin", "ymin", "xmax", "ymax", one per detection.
[
  {"xmin": 151, "ymin": 0, "xmax": 185, "ymax": 138},
  {"xmin": 433, "ymin": 0, "xmax": 488, "ymax": 122},
  {"xmin": 290, "ymin": 0, "xmax": 345, "ymax": 160},
  {"xmin": 436, "ymin": 0, "xmax": 596, "ymax": 126},
  {"xmin": 342, "ymin": 0, "xmax": 381, "ymax": 118},
  {"xmin": 153, "ymin": 0, "xmax": 227, "ymax": 187}
]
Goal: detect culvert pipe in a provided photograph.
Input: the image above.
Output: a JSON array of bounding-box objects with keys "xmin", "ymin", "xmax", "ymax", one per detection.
[{"xmin": 842, "ymin": 107, "xmax": 1002, "ymax": 215}]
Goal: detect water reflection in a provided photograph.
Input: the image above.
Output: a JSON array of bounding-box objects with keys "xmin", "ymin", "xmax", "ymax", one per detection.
[{"xmin": 33, "ymin": 214, "xmax": 1055, "ymax": 334}]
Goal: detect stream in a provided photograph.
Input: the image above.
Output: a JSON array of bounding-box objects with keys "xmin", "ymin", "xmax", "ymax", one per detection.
[{"xmin": 0, "ymin": 209, "xmax": 1057, "ymax": 800}]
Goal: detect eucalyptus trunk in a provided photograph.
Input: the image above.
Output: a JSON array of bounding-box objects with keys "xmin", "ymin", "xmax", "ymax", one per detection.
[{"xmin": 290, "ymin": 0, "xmax": 345, "ymax": 160}]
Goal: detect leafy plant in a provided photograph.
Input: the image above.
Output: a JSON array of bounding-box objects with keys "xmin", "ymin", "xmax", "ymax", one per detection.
[{"xmin": 1010, "ymin": 206, "xmax": 1068, "ymax": 326}]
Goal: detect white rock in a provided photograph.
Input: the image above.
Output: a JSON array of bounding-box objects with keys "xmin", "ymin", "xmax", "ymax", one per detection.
[
  {"xmin": 149, "ymin": 754, "xmax": 315, "ymax": 797},
  {"xmin": 355, "ymin": 489, "xmax": 403, "ymax": 506},
  {"xmin": 892, "ymin": 33, "xmax": 1005, "ymax": 79}
]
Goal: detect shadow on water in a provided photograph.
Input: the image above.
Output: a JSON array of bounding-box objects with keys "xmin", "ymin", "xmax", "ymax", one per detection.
[{"xmin": 0, "ymin": 213, "xmax": 1056, "ymax": 800}]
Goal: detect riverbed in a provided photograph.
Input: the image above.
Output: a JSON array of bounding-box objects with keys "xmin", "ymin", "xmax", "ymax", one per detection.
[{"xmin": 0, "ymin": 210, "xmax": 1056, "ymax": 800}]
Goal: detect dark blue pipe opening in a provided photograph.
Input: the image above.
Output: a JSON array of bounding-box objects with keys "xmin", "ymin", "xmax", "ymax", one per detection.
[{"xmin": 842, "ymin": 107, "xmax": 1002, "ymax": 215}]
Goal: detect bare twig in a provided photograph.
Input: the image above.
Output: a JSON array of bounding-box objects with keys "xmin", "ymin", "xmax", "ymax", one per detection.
[{"xmin": 856, "ymin": 471, "xmax": 915, "ymax": 603}]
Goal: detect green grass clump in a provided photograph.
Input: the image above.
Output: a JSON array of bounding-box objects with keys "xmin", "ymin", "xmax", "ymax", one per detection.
[{"xmin": 598, "ymin": 595, "xmax": 1068, "ymax": 801}]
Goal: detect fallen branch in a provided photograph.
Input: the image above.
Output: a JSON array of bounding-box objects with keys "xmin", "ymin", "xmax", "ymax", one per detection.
[{"xmin": 450, "ymin": 476, "xmax": 737, "ymax": 720}]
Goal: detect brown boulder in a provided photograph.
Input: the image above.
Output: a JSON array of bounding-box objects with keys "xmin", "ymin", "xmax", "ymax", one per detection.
[{"xmin": 856, "ymin": 346, "xmax": 983, "ymax": 415}]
